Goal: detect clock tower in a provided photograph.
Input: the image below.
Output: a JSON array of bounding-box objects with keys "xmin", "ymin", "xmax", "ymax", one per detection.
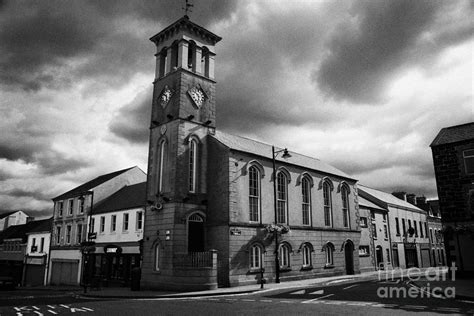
[{"xmin": 142, "ymin": 16, "xmax": 221, "ymax": 290}]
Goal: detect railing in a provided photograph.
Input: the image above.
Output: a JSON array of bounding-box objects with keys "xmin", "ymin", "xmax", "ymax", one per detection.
[{"xmin": 174, "ymin": 251, "xmax": 216, "ymax": 268}]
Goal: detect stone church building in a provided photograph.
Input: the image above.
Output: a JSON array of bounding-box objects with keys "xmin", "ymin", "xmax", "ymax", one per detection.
[{"xmin": 141, "ymin": 16, "xmax": 360, "ymax": 290}]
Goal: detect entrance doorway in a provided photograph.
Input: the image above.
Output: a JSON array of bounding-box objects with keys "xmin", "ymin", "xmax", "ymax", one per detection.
[
  {"xmin": 376, "ymin": 246, "xmax": 383, "ymax": 269},
  {"xmin": 344, "ymin": 240, "xmax": 354, "ymax": 275},
  {"xmin": 188, "ymin": 213, "xmax": 204, "ymax": 252}
]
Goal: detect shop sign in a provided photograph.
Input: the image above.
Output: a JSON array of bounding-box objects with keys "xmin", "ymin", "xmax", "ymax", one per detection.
[{"xmin": 104, "ymin": 245, "xmax": 122, "ymax": 254}]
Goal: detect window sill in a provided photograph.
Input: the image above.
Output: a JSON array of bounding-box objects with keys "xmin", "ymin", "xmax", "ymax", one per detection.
[
  {"xmin": 301, "ymin": 265, "xmax": 313, "ymax": 271},
  {"xmin": 324, "ymin": 264, "xmax": 334, "ymax": 269}
]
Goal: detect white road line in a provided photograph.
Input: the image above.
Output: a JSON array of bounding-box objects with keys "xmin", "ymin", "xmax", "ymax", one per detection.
[
  {"xmin": 48, "ymin": 310, "xmax": 58, "ymax": 315},
  {"xmin": 346, "ymin": 302, "xmax": 370, "ymax": 306},
  {"xmin": 82, "ymin": 307, "xmax": 94, "ymax": 311},
  {"xmin": 302, "ymin": 294, "xmax": 334, "ymax": 303},
  {"xmin": 47, "ymin": 305, "xmax": 55, "ymax": 309},
  {"xmin": 343, "ymin": 284, "xmax": 358, "ymax": 290},
  {"xmin": 279, "ymin": 300, "xmax": 293, "ymax": 303},
  {"xmin": 32, "ymin": 306, "xmax": 40, "ymax": 310}
]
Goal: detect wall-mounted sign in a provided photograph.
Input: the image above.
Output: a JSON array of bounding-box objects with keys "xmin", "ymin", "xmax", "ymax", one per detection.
[
  {"xmin": 104, "ymin": 245, "xmax": 122, "ymax": 254},
  {"xmin": 230, "ymin": 228, "xmax": 241, "ymax": 236},
  {"xmin": 88, "ymin": 232, "xmax": 97, "ymax": 240}
]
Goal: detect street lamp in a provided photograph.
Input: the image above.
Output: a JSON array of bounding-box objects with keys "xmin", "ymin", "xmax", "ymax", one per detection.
[
  {"xmin": 79, "ymin": 191, "xmax": 94, "ymax": 293},
  {"xmin": 272, "ymin": 146, "xmax": 291, "ymax": 283}
]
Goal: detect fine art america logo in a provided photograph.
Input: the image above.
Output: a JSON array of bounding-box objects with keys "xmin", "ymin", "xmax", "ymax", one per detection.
[{"xmin": 377, "ymin": 263, "xmax": 457, "ymax": 299}]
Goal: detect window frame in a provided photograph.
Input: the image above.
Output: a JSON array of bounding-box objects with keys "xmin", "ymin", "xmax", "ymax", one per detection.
[
  {"xmin": 188, "ymin": 138, "xmax": 198, "ymax": 193},
  {"xmin": 276, "ymin": 171, "xmax": 288, "ymax": 224},
  {"xmin": 323, "ymin": 181, "xmax": 332, "ymax": 227},
  {"xmin": 136, "ymin": 211, "xmax": 143, "ymax": 231},
  {"xmin": 249, "ymin": 244, "xmax": 263, "ymax": 271},
  {"xmin": 56, "ymin": 226, "xmax": 61, "ymax": 244},
  {"xmin": 123, "ymin": 213, "xmax": 129, "ymax": 232},
  {"xmin": 301, "ymin": 244, "xmax": 312, "ymax": 268},
  {"xmin": 463, "ymin": 149, "xmax": 474, "ymax": 174},
  {"xmin": 248, "ymin": 165, "xmax": 261, "ymax": 223},
  {"xmin": 67, "ymin": 199, "xmax": 74, "ymax": 216},
  {"xmin": 359, "ymin": 245, "xmax": 370, "ymax": 257},
  {"xmin": 360, "ymin": 217, "xmax": 368, "ymax": 228},
  {"xmin": 77, "ymin": 223, "xmax": 83, "ymax": 244},
  {"xmin": 279, "ymin": 243, "xmax": 291, "ymax": 270},
  {"xmin": 78, "ymin": 198, "xmax": 85, "ymax": 214},
  {"xmin": 158, "ymin": 140, "xmax": 167, "ymax": 193},
  {"xmin": 325, "ymin": 243, "xmax": 334, "ymax": 267},
  {"xmin": 341, "ymin": 185, "xmax": 350, "ymax": 228},
  {"xmin": 111, "ymin": 215, "xmax": 117, "ymax": 232},
  {"xmin": 58, "ymin": 201, "xmax": 64, "ymax": 217},
  {"xmin": 301, "ymin": 177, "xmax": 311, "ymax": 226},
  {"xmin": 154, "ymin": 244, "xmax": 160, "ymax": 272},
  {"xmin": 395, "ymin": 217, "xmax": 400, "ymax": 236},
  {"xmin": 100, "ymin": 216, "xmax": 105, "ymax": 233},
  {"xmin": 66, "ymin": 225, "xmax": 72, "ymax": 244}
]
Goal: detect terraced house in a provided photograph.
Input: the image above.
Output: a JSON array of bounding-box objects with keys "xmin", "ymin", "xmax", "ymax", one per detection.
[{"xmin": 141, "ymin": 16, "xmax": 360, "ymax": 290}]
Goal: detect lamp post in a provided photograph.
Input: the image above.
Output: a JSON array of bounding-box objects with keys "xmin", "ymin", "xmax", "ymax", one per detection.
[
  {"xmin": 79, "ymin": 191, "xmax": 94, "ymax": 294},
  {"xmin": 272, "ymin": 146, "xmax": 291, "ymax": 284}
]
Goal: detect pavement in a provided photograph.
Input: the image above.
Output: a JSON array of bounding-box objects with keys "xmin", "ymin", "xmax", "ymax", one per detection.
[{"xmin": 70, "ymin": 266, "xmax": 473, "ymax": 302}]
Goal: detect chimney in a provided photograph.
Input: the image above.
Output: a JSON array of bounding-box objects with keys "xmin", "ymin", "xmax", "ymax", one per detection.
[
  {"xmin": 416, "ymin": 196, "xmax": 427, "ymax": 206},
  {"xmin": 392, "ymin": 191, "xmax": 407, "ymax": 201},
  {"xmin": 406, "ymin": 193, "xmax": 416, "ymax": 205}
]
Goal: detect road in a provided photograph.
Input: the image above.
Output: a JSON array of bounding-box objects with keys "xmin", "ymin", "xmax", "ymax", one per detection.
[{"xmin": 1, "ymin": 278, "xmax": 473, "ymax": 315}]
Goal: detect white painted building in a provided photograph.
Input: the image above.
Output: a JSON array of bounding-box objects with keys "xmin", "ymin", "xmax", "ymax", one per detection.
[
  {"xmin": 0, "ymin": 211, "xmax": 31, "ymax": 231},
  {"xmin": 23, "ymin": 218, "xmax": 52, "ymax": 286}
]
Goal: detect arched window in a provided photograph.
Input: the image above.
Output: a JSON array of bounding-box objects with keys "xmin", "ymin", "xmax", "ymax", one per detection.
[
  {"xmin": 323, "ymin": 181, "xmax": 332, "ymax": 227},
  {"xmin": 249, "ymin": 244, "xmax": 263, "ymax": 271},
  {"xmin": 301, "ymin": 177, "xmax": 311, "ymax": 226},
  {"xmin": 201, "ymin": 46, "xmax": 210, "ymax": 77},
  {"xmin": 276, "ymin": 172, "xmax": 288, "ymax": 224},
  {"xmin": 249, "ymin": 165, "xmax": 260, "ymax": 222},
  {"xmin": 188, "ymin": 213, "xmax": 204, "ymax": 252},
  {"xmin": 302, "ymin": 243, "xmax": 312, "ymax": 268},
  {"xmin": 170, "ymin": 41, "xmax": 179, "ymax": 70},
  {"xmin": 341, "ymin": 185, "xmax": 350, "ymax": 228},
  {"xmin": 187, "ymin": 41, "xmax": 196, "ymax": 70},
  {"xmin": 189, "ymin": 138, "xmax": 198, "ymax": 193},
  {"xmin": 324, "ymin": 242, "xmax": 334, "ymax": 266},
  {"xmin": 159, "ymin": 47, "xmax": 167, "ymax": 77},
  {"xmin": 158, "ymin": 140, "xmax": 167, "ymax": 193},
  {"xmin": 154, "ymin": 243, "xmax": 160, "ymax": 271},
  {"xmin": 279, "ymin": 243, "xmax": 291, "ymax": 269}
]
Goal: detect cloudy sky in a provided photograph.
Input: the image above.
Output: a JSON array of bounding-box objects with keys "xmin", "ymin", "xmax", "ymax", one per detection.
[{"xmin": 0, "ymin": 0, "xmax": 472, "ymax": 218}]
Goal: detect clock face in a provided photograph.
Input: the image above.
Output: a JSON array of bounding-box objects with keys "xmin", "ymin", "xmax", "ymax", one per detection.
[
  {"xmin": 159, "ymin": 86, "xmax": 172, "ymax": 108},
  {"xmin": 188, "ymin": 86, "xmax": 205, "ymax": 108}
]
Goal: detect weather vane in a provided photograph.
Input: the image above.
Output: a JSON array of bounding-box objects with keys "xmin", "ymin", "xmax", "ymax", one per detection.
[{"xmin": 183, "ymin": 0, "xmax": 193, "ymax": 16}]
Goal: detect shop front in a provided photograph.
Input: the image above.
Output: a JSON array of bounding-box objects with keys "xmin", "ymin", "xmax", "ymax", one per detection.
[
  {"xmin": 404, "ymin": 242, "xmax": 419, "ymax": 268},
  {"xmin": 90, "ymin": 244, "xmax": 140, "ymax": 287}
]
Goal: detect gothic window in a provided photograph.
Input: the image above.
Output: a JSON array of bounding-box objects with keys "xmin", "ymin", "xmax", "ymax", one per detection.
[
  {"xmin": 187, "ymin": 41, "xmax": 196, "ymax": 70},
  {"xmin": 170, "ymin": 41, "xmax": 179, "ymax": 70},
  {"xmin": 341, "ymin": 185, "xmax": 350, "ymax": 228},
  {"xmin": 249, "ymin": 244, "xmax": 263, "ymax": 271},
  {"xmin": 301, "ymin": 243, "xmax": 312, "ymax": 268},
  {"xmin": 189, "ymin": 138, "xmax": 198, "ymax": 193},
  {"xmin": 279, "ymin": 243, "xmax": 291, "ymax": 269},
  {"xmin": 324, "ymin": 242, "xmax": 334, "ymax": 266},
  {"xmin": 249, "ymin": 165, "xmax": 260, "ymax": 222},
  {"xmin": 159, "ymin": 47, "xmax": 167, "ymax": 77},
  {"xmin": 323, "ymin": 181, "xmax": 332, "ymax": 227},
  {"xmin": 155, "ymin": 243, "xmax": 160, "ymax": 271},
  {"xmin": 276, "ymin": 171, "xmax": 288, "ymax": 224},
  {"xmin": 302, "ymin": 177, "xmax": 311, "ymax": 226},
  {"xmin": 201, "ymin": 46, "xmax": 210, "ymax": 77}
]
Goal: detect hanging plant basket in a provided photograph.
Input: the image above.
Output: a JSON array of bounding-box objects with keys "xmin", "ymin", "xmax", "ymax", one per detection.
[{"xmin": 265, "ymin": 224, "xmax": 290, "ymax": 235}]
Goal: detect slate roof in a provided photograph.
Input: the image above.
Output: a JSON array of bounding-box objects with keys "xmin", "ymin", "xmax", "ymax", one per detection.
[
  {"xmin": 0, "ymin": 211, "xmax": 16, "ymax": 220},
  {"xmin": 211, "ymin": 131, "xmax": 356, "ymax": 180},
  {"xmin": 26, "ymin": 217, "xmax": 52, "ymax": 234},
  {"xmin": 358, "ymin": 185, "xmax": 423, "ymax": 211},
  {"xmin": 53, "ymin": 166, "xmax": 137, "ymax": 201},
  {"xmin": 0, "ymin": 219, "xmax": 51, "ymax": 243},
  {"xmin": 358, "ymin": 196, "xmax": 386, "ymax": 211},
  {"xmin": 430, "ymin": 122, "xmax": 474, "ymax": 147},
  {"xmin": 93, "ymin": 182, "xmax": 147, "ymax": 215}
]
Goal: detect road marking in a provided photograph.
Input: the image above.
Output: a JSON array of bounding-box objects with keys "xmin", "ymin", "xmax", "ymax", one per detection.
[
  {"xmin": 242, "ymin": 299, "xmax": 255, "ymax": 302},
  {"xmin": 47, "ymin": 306, "xmax": 55, "ymax": 309},
  {"xmin": 48, "ymin": 310, "xmax": 58, "ymax": 315},
  {"xmin": 290, "ymin": 290, "xmax": 306, "ymax": 295},
  {"xmin": 346, "ymin": 302, "xmax": 370, "ymax": 306},
  {"xmin": 309, "ymin": 290, "xmax": 324, "ymax": 295},
  {"xmin": 322, "ymin": 301, "xmax": 345, "ymax": 305},
  {"xmin": 326, "ymin": 279, "xmax": 353, "ymax": 285},
  {"xmin": 260, "ymin": 300, "xmax": 273, "ymax": 303},
  {"xmin": 302, "ymin": 294, "xmax": 334, "ymax": 303},
  {"xmin": 343, "ymin": 284, "xmax": 358, "ymax": 290},
  {"xmin": 82, "ymin": 308, "xmax": 94, "ymax": 311},
  {"xmin": 279, "ymin": 300, "xmax": 293, "ymax": 303},
  {"xmin": 32, "ymin": 306, "xmax": 40, "ymax": 310}
]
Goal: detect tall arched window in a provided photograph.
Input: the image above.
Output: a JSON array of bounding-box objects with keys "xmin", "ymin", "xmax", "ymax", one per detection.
[
  {"xmin": 276, "ymin": 172, "xmax": 288, "ymax": 224},
  {"xmin": 189, "ymin": 138, "xmax": 198, "ymax": 193},
  {"xmin": 249, "ymin": 244, "xmax": 263, "ymax": 271},
  {"xmin": 187, "ymin": 41, "xmax": 196, "ymax": 70},
  {"xmin": 249, "ymin": 166, "xmax": 260, "ymax": 222},
  {"xmin": 158, "ymin": 140, "xmax": 167, "ymax": 193},
  {"xmin": 279, "ymin": 243, "xmax": 291, "ymax": 269},
  {"xmin": 170, "ymin": 41, "xmax": 179, "ymax": 70},
  {"xmin": 341, "ymin": 185, "xmax": 350, "ymax": 228},
  {"xmin": 201, "ymin": 47, "xmax": 210, "ymax": 77},
  {"xmin": 302, "ymin": 177, "xmax": 311, "ymax": 226},
  {"xmin": 154, "ymin": 243, "xmax": 161, "ymax": 271},
  {"xmin": 159, "ymin": 47, "xmax": 167, "ymax": 77},
  {"xmin": 323, "ymin": 181, "xmax": 332, "ymax": 227}
]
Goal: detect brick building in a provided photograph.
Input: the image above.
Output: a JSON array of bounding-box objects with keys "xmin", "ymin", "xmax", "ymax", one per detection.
[
  {"xmin": 141, "ymin": 16, "xmax": 360, "ymax": 290},
  {"xmin": 49, "ymin": 166, "xmax": 146, "ymax": 285},
  {"xmin": 431, "ymin": 122, "xmax": 474, "ymax": 275}
]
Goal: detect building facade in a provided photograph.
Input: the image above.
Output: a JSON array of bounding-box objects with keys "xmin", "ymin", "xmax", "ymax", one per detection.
[
  {"xmin": 141, "ymin": 16, "xmax": 360, "ymax": 290},
  {"xmin": 431, "ymin": 122, "xmax": 474, "ymax": 275},
  {"xmin": 49, "ymin": 166, "xmax": 146, "ymax": 285},
  {"xmin": 88, "ymin": 182, "xmax": 146, "ymax": 287},
  {"xmin": 0, "ymin": 211, "xmax": 31, "ymax": 231},
  {"xmin": 359, "ymin": 186, "xmax": 431, "ymax": 269},
  {"xmin": 23, "ymin": 218, "xmax": 52, "ymax": 286}
]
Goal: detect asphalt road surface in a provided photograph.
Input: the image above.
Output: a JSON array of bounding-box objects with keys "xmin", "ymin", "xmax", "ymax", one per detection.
[{"xmin": 1, "ymin": 279, "xmax": 473, "ymax": 315}]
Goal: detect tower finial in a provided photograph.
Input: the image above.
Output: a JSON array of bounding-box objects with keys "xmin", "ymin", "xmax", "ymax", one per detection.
[{"xmin": 182, "ymin": 0, "xmax": 193, "ymax": 17}]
